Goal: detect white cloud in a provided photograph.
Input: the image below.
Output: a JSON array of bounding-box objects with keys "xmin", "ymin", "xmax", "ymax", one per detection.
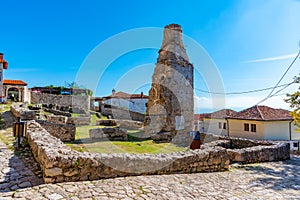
[{"xmin": 243, "ymin": 53, "xmax": 298, "ymax": 63}]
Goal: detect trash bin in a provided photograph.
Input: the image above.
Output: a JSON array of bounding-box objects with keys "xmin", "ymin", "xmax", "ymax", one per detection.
[
  {"xmin": 190, "ymin": 131, "xmax": 201, "ymax": 150},
  {"xmin": 13, "ymin": 118, "xmax": 27, "ymax": 146}
]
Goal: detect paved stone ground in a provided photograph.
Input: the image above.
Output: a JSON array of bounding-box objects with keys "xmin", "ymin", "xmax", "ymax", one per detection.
[{"xmin": 1, "ymin": 137, "xmax": 300, "ymax": 199}]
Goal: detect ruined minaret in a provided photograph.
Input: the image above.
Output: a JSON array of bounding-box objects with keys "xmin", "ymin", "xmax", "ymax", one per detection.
[
  {"xmin": 0, "ymin": 53, "xmax": 8, "ymax": 99},
  {"xmin": 144, "ymin": 24, "xmax": 194, "ymax": 147}
]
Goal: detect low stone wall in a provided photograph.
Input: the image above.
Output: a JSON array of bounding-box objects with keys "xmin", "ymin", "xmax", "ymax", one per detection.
[
  {"xmin": 44, "ymin": 108, "xmax": 72, "ymax": 117},
  {"xmin": 202, "ymin": 137, "xmax": 290, "ymax": 164},
  {"xmin": 68, "ymin": 117, "xmax": 91, "ymax": 126},
  {"xmin": 115, "ymin": 119, "xmax": 143, "ymax": 129},
  {"xmin": 96, "ymin": 119, "xmax": 143, "ymax": 129},
  {"xmin": 102, "ymin": 106, "xmax": 145, "ymax": 122},
  {"xmin": 96, "ymin": 119, "xmax": 117, "ymax": 126},
  {"xmin": 10, "ymin": 104, "xmax": 36, "ymax": 120},
  {"xmin": 31, "ymin": 93, "xmax": 90, "ymax": 111},
  {"xmin": 26, "ymin": 121, "xmax": 230, "ymax": 183},
  {"xmin": 36, "ymin": 120, "xmax": 76, "ymax": 142},
  {"xmin": 226, "ymin": 143, "xmax": 290, "ymax": 164},
  {"xmin": 89, "ymin": 127, "xmax": 127, "ymax": 140},
  {"xmin": 47, "ymin": 115, "xmax": 68, "ymax": 124}
]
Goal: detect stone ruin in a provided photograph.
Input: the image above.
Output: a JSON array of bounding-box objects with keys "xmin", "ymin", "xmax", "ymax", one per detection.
[
  {"xmin": 144, "ymin": 24, "xmax": 194, "ymax": 146},
  {"xmin": 89, "ymin": 119, "xmax": 144, "ymax": 140},
  {"xmin": 24, "ymin": 121, "xmax": 290, "ymax": 183}
]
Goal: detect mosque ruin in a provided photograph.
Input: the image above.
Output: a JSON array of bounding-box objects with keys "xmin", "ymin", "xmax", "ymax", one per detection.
[{"xmin": 144, "ymin": 24, "xmax": 194, "ymax": 146}]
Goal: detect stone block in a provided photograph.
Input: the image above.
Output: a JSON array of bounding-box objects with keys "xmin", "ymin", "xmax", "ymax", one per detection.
[
  {"xmin": 89, "ymin": 127, "xmax": 127, "ymax": 140},
  {"xmin": 47, "ymin": 115, "xmax": 68, "ymax": 124},
  {"xmin": 44, "ymin": 167, "xmax": 63, "ymax": 177},
  {"xmin": 96, "ymin": 119, "xmax": 117, "ymax": 126}
]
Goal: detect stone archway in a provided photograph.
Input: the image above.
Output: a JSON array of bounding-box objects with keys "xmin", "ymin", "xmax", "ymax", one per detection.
[
  {"xmin": 7, "ymin": 87, "xmax": 20, "ymax": 102},
  {"xmin": 3, "ymin": 80, "xmax": 27, "ymax": 102}
]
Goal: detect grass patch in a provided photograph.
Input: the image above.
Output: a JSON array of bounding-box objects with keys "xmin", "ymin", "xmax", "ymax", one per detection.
[
  {"xmin": 71, "ymin": 113, "xmax": 81, "ymax": 117},
  {"xmin": 67, "ymin": 124, "xmax": 187, "ymax": 154},
  {"xmin": 0, "ymin": 128, "xmax": 15, "ymax": 149},
  {"xmin": 0, "ymin": 103, "xmax": 12, "ymax": 113},
  {"xmin": 90, "ymin": 114, "xmax": 99, "ymax": 125},
  {"xmin": 68, "ymin": 139, "xmax": 187, "ymax": 154}
]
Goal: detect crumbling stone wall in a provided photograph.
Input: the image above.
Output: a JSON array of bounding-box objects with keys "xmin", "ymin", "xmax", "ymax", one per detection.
[
  {"xmin": 67, "ymin": 116, "xmax": 91, "ymax": 126},
  {"xmin": 44, "ymin": 108, "xmax": 71, "ymax": 117},
  {"xmin": 47, "ymin": 115, "xmax": 68, "ymax": 124},
  {"xmin": 96, "ymin": 119, "xmax": 143, "ymax": 129},
  {"xmin": 31, "ymin": 93, "xmax": 90, "ymax": 111},
  {"xmin": 10, "ymin": 103, "xmax": 36, "ymax": 120},
  {"xmin": 37, "ymin": 120, "xmax": 76, "ymax": 142},
  {"xmin": 25, "ymin": 122, "xmax": 290, "ymax": 184},
  {"xmin": 145, "ymin": 24, "xmax": 194, "ymax": 146},
  {"xmin": 89, "ymin": 127, "xmax": 128, "ymax": 140},
  {"xmin": 26, "ymin": 121, "xmax": 230, "ymax": 183},
  {"xmin": 203, "ymin": 139, "xmax": 290, "ymax": 164},
  {"xmin": 102, "ymin": 106, "xmax": 145, "ymax": 122}
]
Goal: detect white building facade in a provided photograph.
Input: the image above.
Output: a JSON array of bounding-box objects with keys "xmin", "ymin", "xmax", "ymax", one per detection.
[{"xmin": 102, "ymin": 90, "xmax": 148, "ymax": 114}]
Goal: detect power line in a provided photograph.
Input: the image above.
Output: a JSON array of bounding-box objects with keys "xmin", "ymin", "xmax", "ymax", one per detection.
[
  {"xmin": 194, "ymin": 82, "xmax": 294, "ymax": 95},
  {"xmin": 255, "ymin": 50, "xmax": 300, "ymax": 105},
  {"xmin": 269, "ymin": 82, "xmax": 294, "ymax": 97}
]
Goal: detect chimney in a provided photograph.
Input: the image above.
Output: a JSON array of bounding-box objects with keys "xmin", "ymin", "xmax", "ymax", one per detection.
[
  {"xmin": 0, "ymin": 53, "xmax": 3, "ymax": 63},
  {"xmin": 141, "ymin": 92, "xmax": 143, "ymax": 97},
  {"xmin": 112, "ymin": 88, "xmax": 116, "ymax": 95}
]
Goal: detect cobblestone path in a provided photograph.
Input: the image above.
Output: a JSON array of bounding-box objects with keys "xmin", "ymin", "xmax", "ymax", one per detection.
[{"xmin": 1, "ymin": 138, "xmax": 300, "ymax": 199}]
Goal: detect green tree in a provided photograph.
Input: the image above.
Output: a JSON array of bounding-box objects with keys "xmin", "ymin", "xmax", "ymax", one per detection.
[
  {"xmin": 66, "ymin": 81, "xmax": 80, "ymax": 89},
  {"xmin": 285, "ymin": 75, "xmax": 300, "ymax": 128}
]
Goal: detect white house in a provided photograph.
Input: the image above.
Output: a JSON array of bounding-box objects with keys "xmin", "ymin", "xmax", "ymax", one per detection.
[
  {"xmin": 227, "ymin": 105, "xmax": 299, "ymax": 150},
  {"xmin": 194, "ymin": 113, "xmax": 210, "ymax": 132},
  {"xmin": 102, "ymin": 89, "xmax": 148, "ymax": 114},
  {"xmin": 202, "ymin": 109, "xmax": 237, "ymax": 136}
]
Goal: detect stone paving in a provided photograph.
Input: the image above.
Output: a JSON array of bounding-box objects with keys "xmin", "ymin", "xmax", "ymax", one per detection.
[{"xmin": 1, "ymin": 137, "xmax": 300, "ymax": 199}]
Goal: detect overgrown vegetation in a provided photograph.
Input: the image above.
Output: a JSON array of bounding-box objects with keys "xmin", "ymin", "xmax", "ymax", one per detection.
[{"xmin": 285, "ymin": 75, "xmax": 300, "ymax": 130}]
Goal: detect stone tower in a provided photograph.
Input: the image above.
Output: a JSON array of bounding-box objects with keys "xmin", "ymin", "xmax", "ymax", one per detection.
[
  {"xmin": 0, "ymin": 53, "xmax": 8, "ymax": 101},
  {"xmin": 144, "ymin": 24, "xmax": 194, "ymax": 147}
]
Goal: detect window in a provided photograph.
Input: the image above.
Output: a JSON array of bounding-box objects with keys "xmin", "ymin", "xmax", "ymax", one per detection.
[
  {"xmin": 244, "ymin": 123, "xmax": 249, "ymax": 131},
  {"xmin": 293, "ymin": 142, "xmax": 299, "ymax": 148},
  {"xmin": 223, "ymin": 123, "xmax": 227, "ymax": 130},
  {"xmin": 251, "ymin": 124, "xmax": 256, "ymax": 132},
  {"xmin": 145, "ymin": 103, "xmax": 148, "ymax": 107},
  {"xmin": 219, "ymin": 122, "xmax": 222, "ymax": 129}
]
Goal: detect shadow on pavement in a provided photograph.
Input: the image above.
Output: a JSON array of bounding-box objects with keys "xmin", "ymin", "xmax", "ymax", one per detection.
[{"xmin": 244, "ymin": 155, "xmax": 300, "ymax": 191}]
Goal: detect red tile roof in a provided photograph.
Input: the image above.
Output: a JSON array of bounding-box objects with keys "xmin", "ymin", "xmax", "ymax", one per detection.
[
  {"xmin": 229, "ymin": 105, "xmax": 293, "ymax": 121},
  {"xmin": 104, "ymin": 91, "xmax": 148, "ymax": 99},
  {"xmin": 3, "ymin": 80, "xmax": 27, "ymax": 86},
  {"xmin": 210, "ymin": 109, "xmax": 237, "ymax": 119},
  {"xmin": 194, "ymin": 113, "xmax": 211, "ymax": 121}
]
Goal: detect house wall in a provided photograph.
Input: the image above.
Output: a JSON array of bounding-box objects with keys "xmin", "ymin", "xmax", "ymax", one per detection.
[
  {"xmin": 264, "ymin": 121, "xmax": 290, "ymax": 140},
  {"xmin": 194, "ymin": 120, "xmax": 204, "ymax": 132},
  {"xmin": 291, "ymin": 122, "xmax": 300, "ymax": 140},
  {"xmin": 228, "ymin": 119, "xmax": 264, "ymax": 140},
  {"xmin": 104, "ymin": 98, "xmax": 147, "ymax": 114},
  {"xmin": 203, "ymin": 118, "xmax": 228, "ymax": 136}
]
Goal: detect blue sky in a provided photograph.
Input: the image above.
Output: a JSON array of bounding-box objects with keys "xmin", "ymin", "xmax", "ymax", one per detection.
[{"xmin": 1, "ymin": 0, "xmax": 300, "ymax": 113}]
